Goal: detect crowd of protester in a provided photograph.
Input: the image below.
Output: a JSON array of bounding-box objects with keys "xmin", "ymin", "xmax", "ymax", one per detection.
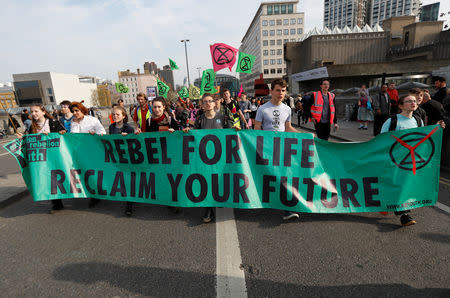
[{"xmin": 11, "ymin": 77, "xmax": 449, "ymax": 226}]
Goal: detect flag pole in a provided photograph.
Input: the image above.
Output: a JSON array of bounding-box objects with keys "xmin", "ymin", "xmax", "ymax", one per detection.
[{"xmin": 0, "ymin": 101, "xmax": 17, "ymax": 133}]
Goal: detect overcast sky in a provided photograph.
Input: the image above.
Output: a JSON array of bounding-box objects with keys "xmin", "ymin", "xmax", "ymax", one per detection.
[{"xmin": 0, "ymin": 0, "xmax": 448, "ymax": 86}]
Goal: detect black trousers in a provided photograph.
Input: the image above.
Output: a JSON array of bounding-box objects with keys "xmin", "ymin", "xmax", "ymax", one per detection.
[
  {"xmin": 314, "ymin": 122, "xmax": 331, "ymax": 140},
  {"xmin": 373, "ymin": 113, "xmax": 389, "ymax": 136}
]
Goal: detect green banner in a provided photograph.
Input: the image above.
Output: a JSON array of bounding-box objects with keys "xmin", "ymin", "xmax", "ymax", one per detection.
[
  {"xmin": 169, "ymin": 58, "xmax": 179, "ymax": 70},
  {"xmin": 157, "ymin": 79, "xmax": 169, "ymax": 98},
  {"xmin": 178, "ymin": 86, "xmax": 189, "ymax": 99},
  {"xmin": 200, "ymin": 69, "xmax": 217, "ymax": 95},
  {"xmin": 4, "ymin": 126, "xmax": 442, "ymax": 213},
  {"xmin": 115, "ymin": 83, "xmax": 129, "ymax": 93},
  {"xmin": 236, "ymin": 52, "xmax": 255, "ymax": 74}
]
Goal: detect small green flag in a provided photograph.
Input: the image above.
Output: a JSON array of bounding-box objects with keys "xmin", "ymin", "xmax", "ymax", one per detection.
[
  {"xmin": 200, "ymin": 69, "xmax": 217, "ymax": 96},
  {"xmin": 236, "ymin": 52, "xmax": 255, "ymax": 74},
  {"xmin": 169, "ymin": 58, "xmax": 179, "ymax": 70},
  {"xmin": 178, "ymin": 86, "xmax": 189, "ymax": 98},
  {"xmin": 157, "ymin": 79, "xmax": 170, "ymax": 98},
  {"xmin": 115, "ymin": 82, "xmax": 129, "ymax": 93},
  {"xmin": 188, "ymin": 85, "xmax": 201, "ymax": 99}
]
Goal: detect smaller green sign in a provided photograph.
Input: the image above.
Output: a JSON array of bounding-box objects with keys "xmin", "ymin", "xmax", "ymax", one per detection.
[
  {"xmin": 236, "ymin": 52, "xmax": 255, "ymax": 74},
  {"xmin": 169, "ymin": 58, "xmax": 179, "ymax": 70},
  {"xmin": 115, "ymin": 83, "xmax": 129, "ymax": 93},
  {"xmin": 178, "ymin": 86, "xmax": 189, "ymax": 98},
  {"xmin": 157, "ymin": 79, "xmax": 169, "ymax": 98}
]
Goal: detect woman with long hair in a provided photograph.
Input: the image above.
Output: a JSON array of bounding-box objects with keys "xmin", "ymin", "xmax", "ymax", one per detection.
[
  {"xmin": 381, "ymin": 95, "xmax": 445, "ymax": 226},
  {"xmin": 17, "ymin": 104, "xmax": 66, "ymax": 213}
]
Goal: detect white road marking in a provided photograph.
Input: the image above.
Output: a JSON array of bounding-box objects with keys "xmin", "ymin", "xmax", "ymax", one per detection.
[
  {"xmin": 0, "ymin": 151, "xmax": 11, "ymax": 157},
  {"xmin": 436, "ymin": 202, "xmax": 450, "ymax": 214},
  {"xmin": 216, "ymin": 208, "xmax": 247, "ymax": 298}
]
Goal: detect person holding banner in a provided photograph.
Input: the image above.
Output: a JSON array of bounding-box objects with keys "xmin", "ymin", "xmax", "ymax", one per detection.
[
  {"xmin": 183, "ymin": 93, "xmax": 237, "ymax": 223},
  {"xmin": 69, "ymin": 101, "xmax": 106, "ymax": 208},
  {"xmin": 381, "ymin": 95, "xmax": 445, "ymax": 226},
  {"xmin": 108, "ymin": 106, "xmax": 136, "ymax": 216},
  {"xmin": 133, "ymin": 93, "xmax": 152, "ymax": 133},
  {"xmin": 254, "ymin": 79, "xmax": 300, "ymax": 221},
  {"xmin": 310, "ymin": 79, "xmax": 339, "ymax": 140},
  {"xmin": 143, "ymin": 96, "xmax": 181, "ymax": 214},
  {"xmin": 16, "ymin": 104, "xmax": 66, "ymax": 213}
]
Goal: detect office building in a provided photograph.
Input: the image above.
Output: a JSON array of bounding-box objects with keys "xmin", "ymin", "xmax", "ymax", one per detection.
[
  {"xmin": 0, "ymin": 86, "xmax": 17, "ymax": 108},
  {"xmin": 420, "ymin": 2, "xmax": 440, "ymax": 22},
  {"xmin": 12, "ymin": 72, "xmax": 98, "ymax": 107},
  {"xmin": 369, "ymin": 0, "xmax": 421, "ymax": 26},
  {"xmin": 239, "ymin": 1, "xmax": 305, "ymax": 94},
  {"xmin": 117, "ymin": 68, "xmax": 157, "ymax": 104},
  {"xmin": 324, "ymin": 0, "xmax": 369, "ymax": 29},
  {"xmin": 159, "ymin": 65, "xmax": 175, "ymax": 88}
]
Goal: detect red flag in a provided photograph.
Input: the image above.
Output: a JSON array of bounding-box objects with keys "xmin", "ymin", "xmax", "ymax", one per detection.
[
  {"xmin": 238, "ymin": 85, "xmax": 244, "ymax": 97},
  {"xmin": 210, "ymin": 43, "xmax": 238, "ymax": 72}
]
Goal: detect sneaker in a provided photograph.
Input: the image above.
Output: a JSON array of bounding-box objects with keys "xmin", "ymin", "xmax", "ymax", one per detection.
[
  {"xmin": 363, "ymin": 126, "xmax": 368, "ymax": 130},
  {"xmin": 202, "ymin": 208, "xmax": 215, "ymax": 223},
  {"xmin": 283, "ymin": 211, "xmax": 299, "ymax": 220},
  {"xmin": 400, "ymin": 213, "xmax": 416, "ymax": 226},
  {"xmin": 358, "ymin": 126, "xmax": 363, "ymax": 129}
]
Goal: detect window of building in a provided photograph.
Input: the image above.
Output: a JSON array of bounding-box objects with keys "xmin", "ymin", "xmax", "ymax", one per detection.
[
  {"xmin": 277, "ymin": 49, "xmax": 282, "ymax": 55},
  {"xmin": 283, "ymin": 19, "xmax": 289, "ymax": 25},
  {"xmin": 277, "ymin": 68, "xmax": 283, "ymax": 74},
  {"xmin": 264, "ymin": 69, "xmax": 269, "ymax": 74},
  {"xmin": 263, "ymin": 30, "xmax": 268, "ymax": 36},
  {"xmin": 290, "ymin": 18, "xmax": 296, "ymax": 24},
  {"xmin": 297, "ymin": 28, "xmax": 303, "ymax": 34},
  {"xmin": 298, "ymin": 18, "xmax": 303, "ymax": 24},
  {"xmin": 264, "ymin": 60, "xmax": 269, "ymax": 65},
  {"xmin": 290, "ymin": 38, "xmax": 296, "ymax": 42},
  {"xmin": 290, "ymin": 28, "xmax": 296, "ymax": 35},
  {"xmin": 288, "ymin": 4, "xmax": 293, "ymax": 13},
  {"xmin": 277, "ymin": 59, "xmax": 282, "ymax": 64},
  {"xmin": 267, "ymin": 5, "xmax": 273, "ymax": 15},
  {"xmin": 281, "ymin": 5, "xmax": 286, "ymax": 14},
  {"xmin": 262, "ymin": 20, "xmax": 268, "ymax": 26},
  {"xmin": 270, "ymin": 30, "xmax": 275, "ymax": 36},
  {"xmin": 277, "ymin": 29, "xmax": 282, "ymax": 35},
  {"xmin": 274, "ymin": 4, "xmax": 279, "ymax": 14},
  {"xmin": 277, "ymin": 39, "xmax": 282, "ymax": 45},
  {"xmin": 284, "ymin": 29, "xmax": 289, "ymax": 35},
  {"xmin": 271, "ymin": 69, "xmax": 276, "ymax": 74},
  {"xmin": 270, "ymin": 49, "xmax": 275, "ymax": 55},
  {"xmin": 284, "ymin": 39, "xmax": 289, "ymax": 43},
  {"xmin": 263, "ymin": 40, "xmax": 268, "ymax": 46},
  {"xmin": 263, "ymin": 50, "xmax": 268, "ymax": 56},
  {"xmin": 269, "ymin": 20, "xmax": 275, "ymax": 26},
  {"xmin": 270, "ymin": 59, "xmax": 276, "ymax": 65},
  {"xmin": 49, "ymin": 96, "xmax": 54, "ymax": 103},
  {"xmin": 276, "ymin": 19, "xmax": 282, "ymax": 25},
  {"xmin": 47, "ymin": 88, "xmax": 53, "ymax": 95},
  {"xmin": 270, "ymin": 40, "xmax": 275, "ymax": 45}
]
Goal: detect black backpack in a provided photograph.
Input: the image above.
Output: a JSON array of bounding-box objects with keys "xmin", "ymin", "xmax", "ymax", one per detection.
[{"xmin": 388, "ymin": 114, "xmax": 422, "ymax": 131}]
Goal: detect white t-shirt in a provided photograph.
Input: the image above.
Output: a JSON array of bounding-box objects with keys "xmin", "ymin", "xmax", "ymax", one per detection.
[
  {"xmin": 255, "ymin": 101, "xmax": 291, "ymax": 132},
  {"xmin": 70, "ymin": 115, "xmax": 106, "ymax": 135}
]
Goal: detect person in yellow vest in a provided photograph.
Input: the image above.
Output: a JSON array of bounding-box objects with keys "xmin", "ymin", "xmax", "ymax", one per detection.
[
  {"xmin": 132, "ymin": 93, "xmax": 152, "ymax": 132},
  {"xmin": 310, "ymin": 78, "xmax": 339, "ymax": 140},
  {"xmin": 222, "ymin": 88, "xmax": 248, "ymax": 129}
]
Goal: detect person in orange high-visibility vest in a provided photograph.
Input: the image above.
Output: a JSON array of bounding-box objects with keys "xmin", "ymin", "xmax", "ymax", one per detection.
[
  {"xmin": 132, "ymin": 93, "xmax": 152, "ymax": 132},
  {"xmin": 310, "ymin": 78, "xmax": 339, "ymax": 140}
]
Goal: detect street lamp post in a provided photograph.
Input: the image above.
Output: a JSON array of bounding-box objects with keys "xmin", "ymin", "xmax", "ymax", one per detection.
[
  {"xmin": 196, "ymin": 67, "xmax": 202, "ymax": 83},
  {"xmin": 181, "ymin": 39, "xmax": 191, "ymax": 87}
]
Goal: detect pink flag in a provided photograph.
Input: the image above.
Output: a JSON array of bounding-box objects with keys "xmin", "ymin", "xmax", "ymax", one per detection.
[
  {"xmin": 210, "ymin": 43, "xmax": 238, "ymax": 72},
  {"xmin": 238, "ymin": 84, "xmax": 244, "ymax": 98}
]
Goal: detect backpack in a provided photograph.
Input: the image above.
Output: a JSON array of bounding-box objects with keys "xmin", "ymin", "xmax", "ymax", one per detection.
[{"xmin": 388, "ymin": 114, "xmax": 422, "ymax": 131}]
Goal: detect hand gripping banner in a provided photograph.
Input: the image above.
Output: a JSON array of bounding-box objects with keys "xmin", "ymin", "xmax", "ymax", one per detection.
[{"xmin": 4, "ymin": 126, "xmax": 443, "ymax": 213}]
